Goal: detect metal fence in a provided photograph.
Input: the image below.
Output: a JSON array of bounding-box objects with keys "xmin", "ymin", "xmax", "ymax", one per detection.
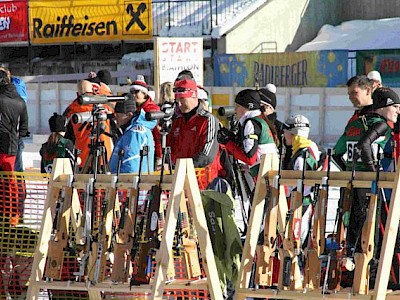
[{"xmin": 152, "ymin": 0, "xmax": 259, "ymax": 36}]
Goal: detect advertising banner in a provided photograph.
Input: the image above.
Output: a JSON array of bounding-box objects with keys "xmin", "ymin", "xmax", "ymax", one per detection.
[
  {"xmin": 29, "ymin": 0, "xmax": 152, "ymax": 44},
  {"xmin": 357, "ymin": 50, "xmax": 400, "ymax": 87},
  {"xmin": 154, "ymin": 37, "xmax": 204, "ymax": 86},
  {"xmin": 0, "ymin": 0, "xmax": 28, "ymax": 43},
  {"xmin": 214, "ymin": 51, "xmax": 348, "ymax": 87}
]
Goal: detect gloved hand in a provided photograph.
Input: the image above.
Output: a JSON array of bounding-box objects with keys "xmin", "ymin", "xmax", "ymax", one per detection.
[{"xmin": 217, "ymin": 127, "xmax": 235, "ymax": 144}]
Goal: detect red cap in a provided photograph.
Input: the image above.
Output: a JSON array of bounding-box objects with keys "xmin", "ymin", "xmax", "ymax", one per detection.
[{"xmin": 174, "ymin": 79, "xmax": 198, "ymax": 99}]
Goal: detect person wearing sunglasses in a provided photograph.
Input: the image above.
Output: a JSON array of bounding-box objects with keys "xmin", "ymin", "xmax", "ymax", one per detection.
[{"xmin": 167, "ymin": 79, "xmax": 220, "ymax": 189}]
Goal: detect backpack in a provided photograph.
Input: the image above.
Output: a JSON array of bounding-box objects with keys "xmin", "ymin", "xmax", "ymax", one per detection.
[{"xmin": 12, "ymin": 77, "xmax": 27, "ymax": 102}]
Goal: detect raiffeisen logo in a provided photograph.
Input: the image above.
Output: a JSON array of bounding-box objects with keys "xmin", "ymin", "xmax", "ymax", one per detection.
[{"xmin": 32, "ymin": 15, "xmax": 118, "ymax": 38}]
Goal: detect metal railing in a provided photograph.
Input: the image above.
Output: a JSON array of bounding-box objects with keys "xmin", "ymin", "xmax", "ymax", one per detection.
[{"xmin": 152, "ymin": 0, "xmax": 259, "ymax": 36}]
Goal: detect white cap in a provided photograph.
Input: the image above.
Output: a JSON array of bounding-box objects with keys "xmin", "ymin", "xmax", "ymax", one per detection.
[
  {"xmin": 266, "ymin": 83, "xmax": 277, "ymax": 94},
  {"xmin": 284, "ymin": 114, "xmax": 310, "ymax": 138},
  {"xmin": 367, "ymin": 70, "xmax": 382, "ymax": 83}
]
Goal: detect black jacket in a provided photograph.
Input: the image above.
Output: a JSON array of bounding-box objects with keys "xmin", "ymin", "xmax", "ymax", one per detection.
[{"xmin": 0, "ymin": 84, "xmax": 28, "ymax": 155}]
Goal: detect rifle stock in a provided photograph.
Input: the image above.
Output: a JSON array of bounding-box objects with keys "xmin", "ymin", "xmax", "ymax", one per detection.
[
  {"xmin": 45, "ymin": 175, "xmax": 74, "ymax": 280},
  {"xmin": 328, "ymin": 162, "xmax": 355, "ymax": 291},
  {"xmin": 255, "ymin": 175, "xmax": 279, "ymax": 287}
]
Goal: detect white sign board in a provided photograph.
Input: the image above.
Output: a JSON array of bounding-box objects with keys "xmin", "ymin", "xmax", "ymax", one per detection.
[{"xmin": 155, "ymin": 37, "xmax": 204, "ymax": 86}]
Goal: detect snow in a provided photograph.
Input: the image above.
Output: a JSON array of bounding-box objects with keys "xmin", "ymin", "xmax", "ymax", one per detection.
[{"xmin": 297, "ymin": 18, "xmax": 400, "ymax": 52}]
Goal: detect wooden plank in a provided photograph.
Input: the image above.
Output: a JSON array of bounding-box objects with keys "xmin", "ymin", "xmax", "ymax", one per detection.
[
  {"xmin": 373, "ymin": 157, "xmax": 400, "ymax": 300},
  {"xmin": 27, "ymin": 158, "xmax": 73, "ymax": 299}
]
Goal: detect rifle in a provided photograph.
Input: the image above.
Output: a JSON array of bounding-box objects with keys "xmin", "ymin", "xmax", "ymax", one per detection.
[
  {"xmin": 304, "ymin": 149, "xmax": 331, "ymax": 290},
  {"xmin": 353, "ymin": 151, "xmax": 381, "ymax": 294},
  {"xmin": 279, "ymin": 151, "xmax": 307, "ymax": 290},
  {"xmin": 254, "ymin": 144, "xmax": 283, "ymax": 287},
  {"xmin": 327, "ymin": 155, "xmax": 356, "ymax": 291},
  {"xmin": 45, "ymin": 174, "xmax": 74, "ymax": 280},
  {"xmin": 109, "ymin": 149, "xmax": 138, "ymax": 283},
  {"xmin": 131, "ymin": 145, "xmax": 165, "ymax": 285}
]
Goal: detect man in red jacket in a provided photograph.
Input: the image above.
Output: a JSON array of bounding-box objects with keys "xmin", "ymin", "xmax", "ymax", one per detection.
[{"xmin": 167, "ymin": 79, "xmax": 219, "ymax": 188}]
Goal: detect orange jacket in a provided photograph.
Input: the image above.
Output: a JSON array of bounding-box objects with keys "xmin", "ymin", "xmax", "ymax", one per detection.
[{"xmin": 64, "ymin": 98, "xmax": 114, "ymax": 168}]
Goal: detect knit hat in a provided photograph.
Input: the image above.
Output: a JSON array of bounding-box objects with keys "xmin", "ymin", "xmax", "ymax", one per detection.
[
  {"xmin": 372, "ymin": 87, "xmax": 400, "ymax": 109},
  {"xmin": 367, "ymin": 70, "xmax": 382, "ymax": 83},
  {"xmin": 284, "ymin": 114, "xmax": 310, "ymax": 138},
  {"xmin": 49, "ymin": 113, "xmax": 66, "ymax": 132},
  {"xmin": 259, "ymin": 86, "xmax": 277, "ymax": 110},
  {"xmin": 0, "ymin": 69, "xmax": 10, "ymax": 86},
  {"xmin": 174, "ymin": 79, "xmax": 198, "ymax": 98},
  {"xmin": 235, "ymin": 89, "xmax": 261, "ymax": 110},
  {"xmin": 87, "ymin": 71, "xmax": 101, "ymax": 84},
  {"xmin": 130, "ymin": 75, "xmax": 148, "ymax": 95},
  {"xmin": 97, "ymin": 69, "xmax": 112, "ymax": 85},
  {"xmin": 115, "ymin": 94, "xmax": 136, "ymax": 113}
]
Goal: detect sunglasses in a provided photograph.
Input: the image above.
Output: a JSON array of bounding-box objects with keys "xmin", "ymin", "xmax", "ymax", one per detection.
[
  {"xmin": 130, "ymin": 89, "xmax": 141, "ymax": 94},
  {"xmin": 173, "ymin": 87, "xmax": 193, "ymax": 93}
]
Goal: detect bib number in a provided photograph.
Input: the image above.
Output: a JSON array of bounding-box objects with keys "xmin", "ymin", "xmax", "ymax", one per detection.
[{"xmin": 346, "ymin": 141, "xmax": 360, "ymax": 162}]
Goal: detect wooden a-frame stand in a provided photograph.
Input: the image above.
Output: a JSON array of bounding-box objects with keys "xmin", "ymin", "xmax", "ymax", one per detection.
[
  {"xmin": 26, "ymin": 158, "xmax": 222, "ymax": 300},
  {"xmin": 236, "ymin": 153, "xmax": 400, "ymax": 300}
]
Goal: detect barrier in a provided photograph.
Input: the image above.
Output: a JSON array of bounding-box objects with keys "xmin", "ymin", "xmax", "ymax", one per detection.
[
  {"xmin": 25, "ymin": 158, "xmax": 222, "ymax": 299},
  {"xmin": 236, "ymin": 154, "xmax": 400, "ymax": 300}
]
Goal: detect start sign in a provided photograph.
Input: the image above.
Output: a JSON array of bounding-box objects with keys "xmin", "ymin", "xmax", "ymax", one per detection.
[{"xmin": 29, "ymin": 0, "xmax": 152, "ymax": 44}]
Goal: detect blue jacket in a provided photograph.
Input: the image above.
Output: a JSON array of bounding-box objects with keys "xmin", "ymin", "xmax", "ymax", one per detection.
[
  {"xmin": 109, "ymin": 110, "xmax": 157, "ymax": 174},
  {"xmin": 12, "ymin": 77, "xmax": 27, "ymax": 102}
]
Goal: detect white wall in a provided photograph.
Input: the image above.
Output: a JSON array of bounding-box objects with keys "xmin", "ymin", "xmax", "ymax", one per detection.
[{"xmin": 26, "ymin": 82, "xmax": 388, "ymax": 148}]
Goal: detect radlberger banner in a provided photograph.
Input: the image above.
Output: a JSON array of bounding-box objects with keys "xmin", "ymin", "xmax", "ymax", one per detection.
[
  {"xmin": 29, "ymin": 0, "xmax": 152, "ymax": 44},
  {"xmin": 214, "ymin": 50, "xmax": 349, "ymax": 87},
  {"xmin": 0, "ymin": 0, "xmax": 28, "ymax": 44},
  {"xmin": 357, "ymin": 50, "xmax": 400, "ymax": 87},
  {"xmin": 154, "ymin": 37, "xmax": 203, "ymax": 86}
]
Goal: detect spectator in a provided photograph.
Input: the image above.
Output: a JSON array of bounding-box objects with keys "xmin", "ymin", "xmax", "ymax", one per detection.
[
  {"xmin": 130, "ymin": 75, "xmax": 162, "ymax": 167},
  {"xmin": 218, "ymin": 89, "xmax": 278, "ymax": 178},
  {"xmin": 167, "ymin": 79, "xmax": 219, "ymax": 188},
  {"xmin": 40, "ymin": 113, "xmax": 74, "ymax": 174},
  {"xmin": 63, "ymin": 73, "xmax": 114, "ymax": 171},
  {"xmin": 367, "ymin": 70, "xmax": 383, "ymax": 91},
  {"xmin": 0, "ymin": 69, "xmax": 28, "ymax": 171},
  {"xmin": 0, "ymin": 69, "xmax": 28, "ymax": 226},
  {"xmin": 159, "ymin": 81, "xmax": 175, "ymax": 105},
  {"xmin": 109, "ymin": 97, "xmax": 156, "ymax": 174},
  {"xmin": 0, "ymin": 65, "xmax": 27, "ymax": 172}
]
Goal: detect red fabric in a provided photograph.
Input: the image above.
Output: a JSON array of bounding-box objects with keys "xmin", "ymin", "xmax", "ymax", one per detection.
[
  {"xmin": 167, "ymin": 112, "xmax": 219, "ymax": 187},
  {"xmin": 137, "ymin": 99, "xmax": 162, "ymax": 159},
  {"xmin": 0, "ymin": 154, "xmax": 16, "ymax": 171},
  {"xmin": 224, "ymin": 140, "xmax": 258, "ymax": 166}
]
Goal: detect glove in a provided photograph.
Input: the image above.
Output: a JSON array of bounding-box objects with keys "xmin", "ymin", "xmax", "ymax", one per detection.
[{"xmin": 217, "ymin": 127, "xmax": 235, "ymax": 145}]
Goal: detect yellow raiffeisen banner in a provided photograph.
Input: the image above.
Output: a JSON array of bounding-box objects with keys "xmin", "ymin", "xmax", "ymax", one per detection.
[{"xmin": 29, "ymin": 0, "xmax": 152, "ymax": 44}]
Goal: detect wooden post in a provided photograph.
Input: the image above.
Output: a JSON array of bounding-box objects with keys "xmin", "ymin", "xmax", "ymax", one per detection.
[{"xmin": 373, "ymin": 157, "xmax": 400, "ymax": 300}]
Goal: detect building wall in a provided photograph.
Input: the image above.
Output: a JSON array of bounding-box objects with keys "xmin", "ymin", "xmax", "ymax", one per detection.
[
  {"xmin": 219, "ymin": 0, "xmax": 341, "ymax": 54},
  {"xmin": 339, "ymin": 0, "xmax": 400, "ymax": 21},
  {"xmin": 27, "ymin": 82, "xmax": 390, "ymax": 148}
]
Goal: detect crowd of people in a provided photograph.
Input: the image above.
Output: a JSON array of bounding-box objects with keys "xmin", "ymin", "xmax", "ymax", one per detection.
[{"xmin": 1, "ymin": 65, "xmax": 400, "ymax": 288}]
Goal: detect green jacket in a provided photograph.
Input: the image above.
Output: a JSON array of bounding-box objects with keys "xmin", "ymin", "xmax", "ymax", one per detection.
[{"xmin": 334, "ymin": 114, "xmax": 391, "ymax": 171}]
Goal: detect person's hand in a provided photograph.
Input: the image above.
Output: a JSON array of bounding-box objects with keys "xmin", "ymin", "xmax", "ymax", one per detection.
[{"xmin": 217, "ymin": 127, "xmax": 234, "ymax": 144}]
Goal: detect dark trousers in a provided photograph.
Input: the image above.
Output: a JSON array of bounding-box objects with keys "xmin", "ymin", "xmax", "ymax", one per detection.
[{"xmin": 14, "ymin": 138, "xmax": 24, "ymax": 172}]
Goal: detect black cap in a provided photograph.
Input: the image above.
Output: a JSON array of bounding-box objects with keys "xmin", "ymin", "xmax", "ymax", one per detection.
[
  {"xmin": 372, "ymin": 87, "xmax": 400, "ymax": 110},
  {"xmin": 235, "ymin": 89, "xmax": 261, "ymax": 110},
  {"xmin": 259, "ymin": 88, "xmax": 277, "ymax": 109},
  {"xmin": 115, "ymin": 94, "xmax": 136, "ymax": 113},
  {"xmin": 49, "ymin": 113, "xmax": 66, "ymax": 132}
]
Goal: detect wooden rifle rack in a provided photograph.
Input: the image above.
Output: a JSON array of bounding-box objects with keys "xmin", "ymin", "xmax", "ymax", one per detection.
[
  {"xmin": 236, "ymin": 153, "xmax": 400, "ymax": 300},
  {"xmin": 26, "ymin": 158, "xmax": 222, "ymax": 300}
]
